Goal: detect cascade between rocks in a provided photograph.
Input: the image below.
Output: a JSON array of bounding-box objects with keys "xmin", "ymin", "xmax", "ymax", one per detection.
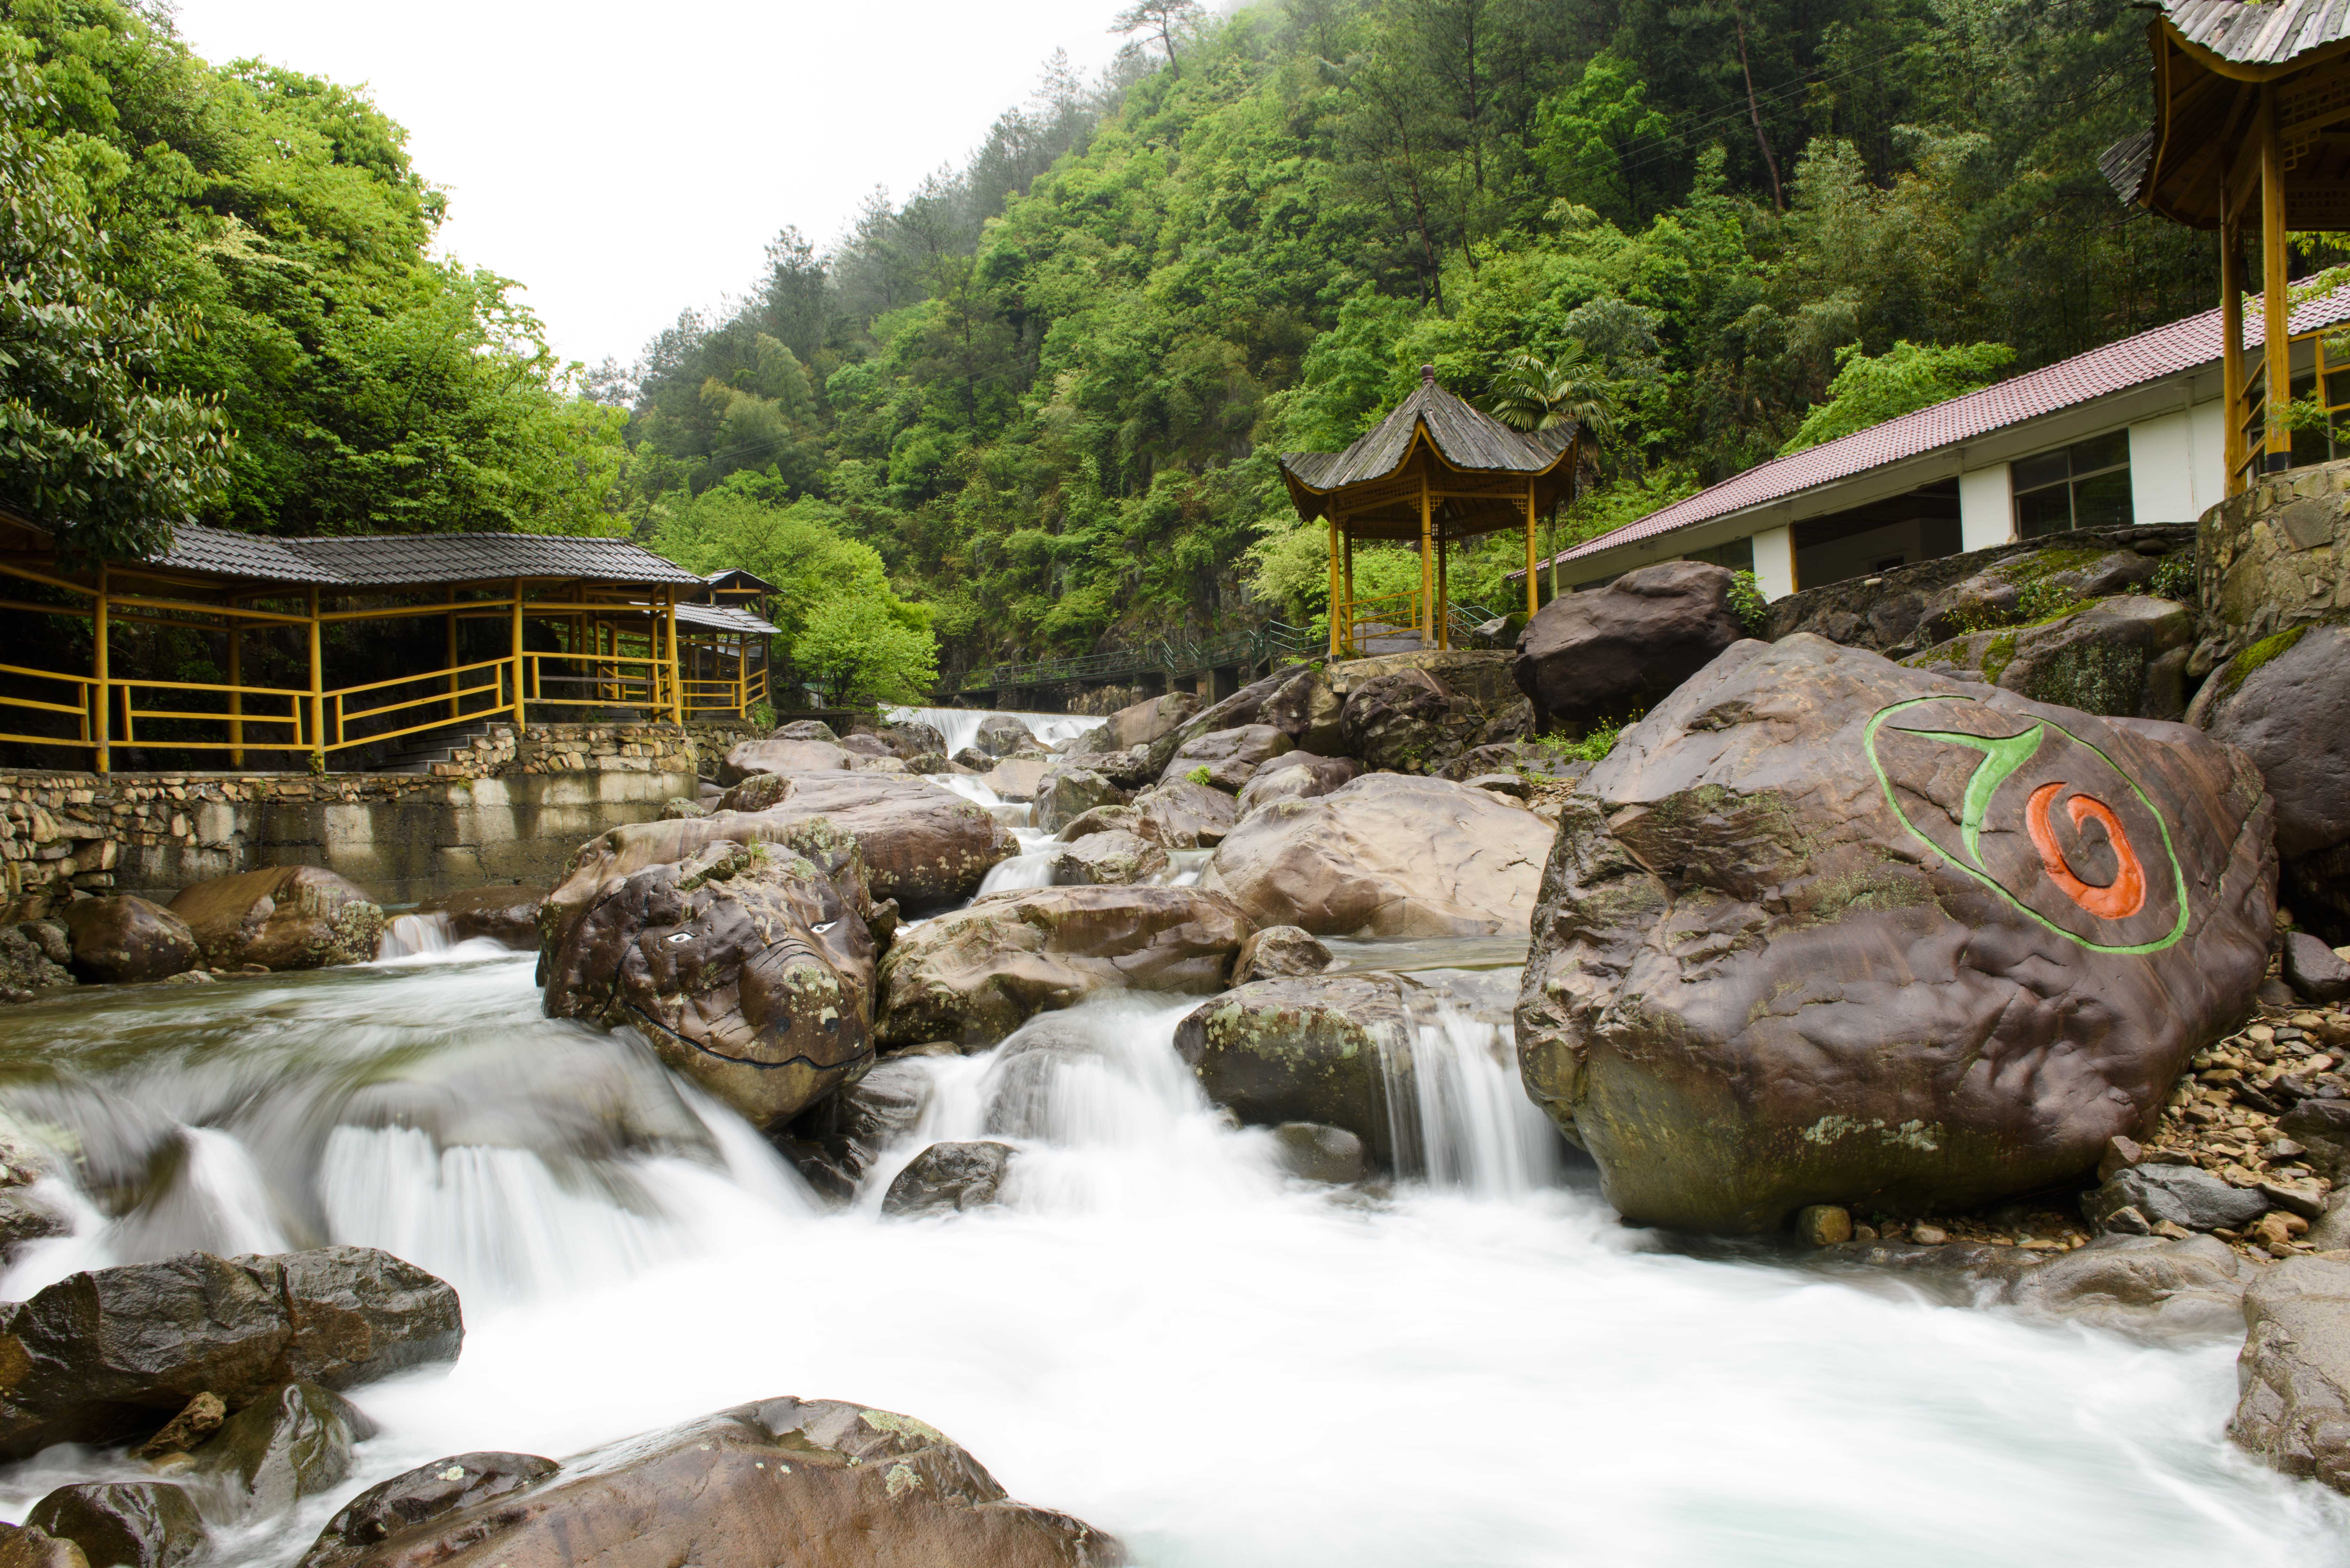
[{"xmin": 1, "ymin": 933, "xmax": 2345, "ymax": 1566}]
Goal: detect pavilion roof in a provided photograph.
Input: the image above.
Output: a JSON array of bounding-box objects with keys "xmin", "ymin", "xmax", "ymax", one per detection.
[{"xmin": 1278, "ymin": 367, "xmax": 1579, "ymax": 502}]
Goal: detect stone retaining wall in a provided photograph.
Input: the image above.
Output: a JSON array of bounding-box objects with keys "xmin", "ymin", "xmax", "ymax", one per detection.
[
  {"xmin": 0, "ymin": 722, "xmax": 700, "ymax": 913},
  {"xmin": 2197, "ymin": 456, "xmax": 2350, "ymax": 675}
]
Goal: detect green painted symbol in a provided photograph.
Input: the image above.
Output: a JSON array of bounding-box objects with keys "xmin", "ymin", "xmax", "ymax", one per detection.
[{"xmin": 1862, "ymin": 697, "xmax": 2191, "ymax": 956}]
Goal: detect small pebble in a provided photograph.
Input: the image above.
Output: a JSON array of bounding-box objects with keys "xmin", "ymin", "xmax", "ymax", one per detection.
[{"xmin": 1910, "ymin": 1224, "xmax": 1948, "ymax": 1246}]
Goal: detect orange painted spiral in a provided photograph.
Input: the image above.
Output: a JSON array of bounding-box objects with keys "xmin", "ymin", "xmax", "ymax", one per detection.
[{"xmin": 2026, "ymin": 781, "xmax": 2146, "ymax": 921}]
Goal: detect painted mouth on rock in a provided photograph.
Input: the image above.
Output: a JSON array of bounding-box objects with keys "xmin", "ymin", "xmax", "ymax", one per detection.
[{"xmin": 626, "ymin": 1006, "xmax": 872, "ymax": 1072}]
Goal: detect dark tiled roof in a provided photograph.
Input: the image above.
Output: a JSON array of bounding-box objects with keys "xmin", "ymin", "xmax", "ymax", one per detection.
[
  {"xmin": 281, "ymin": 533, "xmax": 705, "ymax": 588},
  {"xmin": 676, "ymin": 601, "xmax": 780, "ymax": 636},
  {"xmin": 2100, "ymin": 127, "xmax": 2155, "ymax": 205},
  {"xmin": 1540, "ymin": 288, "xmax": 2350, "ymax": 570},
  {"xmin": 1280, "ymin": 368, "xmax": 1578, "ymax": 491},
  {"xmin": 2162, "ymin": 0, "xmax": 2350, "ymax": 65},
  {"xmin": 151, "ymin": 524, "xmax": 347, "ymax": 584}
]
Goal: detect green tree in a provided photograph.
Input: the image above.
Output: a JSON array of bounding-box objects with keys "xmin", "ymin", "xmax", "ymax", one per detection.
[
  {"xmin": 792, "ymin": 593, "xmax": 939, "ymax": 706},
  {"xmin": 1778, "ymin": 339, "xmax": 2015, "ymax": 454}
]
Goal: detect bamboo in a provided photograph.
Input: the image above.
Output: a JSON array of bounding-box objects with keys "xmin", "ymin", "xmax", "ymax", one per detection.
[
  {"xmin": 511, "ymin": 578, "xmax": 527, "ymax": 733},
  {"xmin": 2262, "ymin": 83, "xmax": 2291, "ymax": 473},
  {"xmin": 92, "ymin": 566, "xmax": 109, "ymax": 773}
]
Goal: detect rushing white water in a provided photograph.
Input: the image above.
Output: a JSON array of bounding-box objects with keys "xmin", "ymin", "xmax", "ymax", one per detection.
[
  {"xmin": 885, "ymin": 704, "xmax": 1106, "ymax": 758},
  {"xmin": 0, "ymin": 952, "xmax": 2346, "ymax": 1566}
]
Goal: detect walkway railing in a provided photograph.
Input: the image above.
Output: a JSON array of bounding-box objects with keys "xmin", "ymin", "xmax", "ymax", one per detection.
[{"xmin": 949, "ymin": 622, "xmax": 1321, "ymax": 696}]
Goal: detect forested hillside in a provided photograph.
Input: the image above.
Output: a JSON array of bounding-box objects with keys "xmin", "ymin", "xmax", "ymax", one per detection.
[{"xmin": 3, "ymin": 0, "xmax": 2219, "ymax": 698}]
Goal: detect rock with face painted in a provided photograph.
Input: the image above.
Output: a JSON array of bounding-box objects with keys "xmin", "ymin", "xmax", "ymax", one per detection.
[
  {"xmin": 1515, "ymin": 634, "xmax": 2276, "ymax": 1235},
  {"xmin": 540, "ymin": 837, "xmax": 877, "ymax": 1131}
]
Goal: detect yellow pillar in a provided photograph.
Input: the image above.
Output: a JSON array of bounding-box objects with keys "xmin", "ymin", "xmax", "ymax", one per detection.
[
  {"xmin": 1435, "ymin": 523, "xmax": 1449, "ymax": 650},
  {"xmin": 1524, "ymin": 478, "xmax": 1541, "ymax": 620},
  {"xmin": 92, "ymin": 567, "xmax": 109, "ymax": 774},
  {"xmin": 664, "ymin": 588, "xmax": 681, "ymax": 723},
  {"xmin": 2223, "ymin": 213, "xmax": 2247, "ymax": 492},
  {"xmin": 511, "ymin": 579, "xmax": 527, "ymax": 733},
  {"xmin": 306, "ymin": 585, "xmax": 324, "ymax": 769},
  {"xmin": 1418, "ymin": 467, "xmax": 1434, "ymax": 647},
  {"xmin": 1343, "ymin": 528, "xmax": 1355, "ymax": 658},
  {"xmin": 2261, "ymin": 84, "xmax": 2291, "ymax": 474},
  {"xmin": 1325, "ymin": 516, "xmax": 1342, "ymax": 659},
  {"xmin": 226, "ymin": 616, "xmax": 243, "ymax": 767}
]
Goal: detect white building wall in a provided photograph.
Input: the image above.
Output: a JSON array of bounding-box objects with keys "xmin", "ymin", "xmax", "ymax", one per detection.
[
  {"xmin": 1751, "ymin": 524, "xmax": 1796, "ymax": 600},
  {"xmin": 2129, "ymin": 406, "xmax": 2202, "ymax": 524},
  {"xmin": 1958, "ymin": 464, "xmax": 2013, "ymax": 551}
]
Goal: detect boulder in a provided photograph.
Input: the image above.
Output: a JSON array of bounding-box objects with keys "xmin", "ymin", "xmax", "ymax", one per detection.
[
  {"xmin": 2284, "ymin": 931, "xmax": 2350, "ymax": 1004},
  {"xmin": 876, "ymin": 719, "xmax": 947, "ymax": 758},
  {"xmin": 292, "ymin": 1399, "xmax": 1118, "ymax": 1568},
  {"xmin": 540, "ymin": 837, "xmax": 876, "ymax": 1132},
  {"xmin": 839, "ymin": 733, "xmax": 893, "ymax": 759},
  {"xmin": 167, "ymin": 867, "xmax": 384, "ymax": 971},
  {"xmin": 1127, "ymin": 780, "xmax": 1238, "ymax": 849},
  {"xmin": 1268, "ymin": 1123, "xmax": 1368, "ymax": 1184},
  {"xmin": 1255, "ymin": 667, "xmax": 1346, "ymax": 755},
  {"xmin": 1160, "ymin": 726, "xmax": 1293, "ymax": 793},
  {"xmin": 1905, "ymin": 595, "xmax": 2194, "ymax": 719},
  {"xmin": 1034, "ymin": 769, "xmax": 1128, "ymax": 833},
  {"xmin": 951, "ymin": 746, "xmax": 995, "ymax": 771},
  {"xmin": 1175, "ymin": 975, "xmax": 1413, "ymax": 1168},
  {"xmin": 2279, "ymin": 1097, "xmax": 2350, "ymax": 1180},
  {"xmin": 1229, "ymin": 925, "xmax": 1333, "ymax": 983},
  {"xmin": 972, "ymin": 714, "xmax": 1036, "ymax": 758},
  {"xmin": 660, "ymin": 796, "xmax": 707, "ymax": 821},
  {"xmin": 2081, "ymin": 1163, "xmax": 2269, "ymax": 1233},
  {"xmin": 193, "ymin": 1380, "xmax": 374, "ymax": 1515},
  {"xmin": 984, "ymin": 758, "xmax": 1050, "ymax": 803},
  {"xmin": 558, "ymin": 776, "xmax": 1016, "ymax": 915},
  {"xmin": 58, "ymin": 898, "xmax": 198, "ymax": 984},
  {"xmin": 414, "ymin": 884, "xmax": 544, "ymax": 952},
  {"xmin": 0, "ymin": 1246, "xmax": 461, "ymax": 1460},
  {"xmin": 848, "ymin": 754, "xmax": 910, "ymax": 775},
  {"xmin": 1232, "ymin": 754, "xmax": 1359, "ymax": 819},
  {"xmin": 716, "ymin": 738, "xmax": 852, "ymax": 784},
  {"xmin": 1516, "ymin": 634, "xmax": 2277, "ymax": 1234},
  {"xmin": 883, "ymin": 1142, "xmax": 1016, "ymax": 1217},
  {"xmin": 1076, "ymin": 744, "xmax": 1159, "ymax": 790},
  {"xmin": 138, "ymin": 1393, "xmax": 225, "ymax": 1459},
  {"xmin": 0, "ymin": 1523, "xmax": 88, "ymax": 1568},
  {"xmin": 1068, "ymin": 691, "xmax": 1199, "ymax": 761},
  {"xmin": 1338, "ymin": 669, "xmax": 1484, "ymax": 775},
  {"xmin": 1512, "ymin": 560, "xmax": 1747, "ymax": 731},
  {"xmin": 2230, "ymin": 1255, "xmax": 2350, "ymax": 1493},
  {"xmin": 24, "ymin": 1485, "xmax": 204, "ymax": 1568},
  {"xmin": 1330, "ymin": 650, "xmax": 1519, "ymax": 712},
  {"xmin": 1437, "ymin": 743, "xmax": 1586, "ymax": 783},
  {"xmin": 780, "ymin": 1059, "xmax": 935, "ymax": 1202},
  {"xmin": 1054, "ymin": 805, "xmax": 1139, "ymax": 844},
  {"xmin": 774, "ymin": 720, "xmax": 842, "ymax": 743},
  {"xmin": 1049, "ymin": 832, "xmax": 1168, "ymax": 887},
  {"xmin": 2201, "ymin": 624, "xmax": 2350, "ymax": 943},
  {"xmin": 1205, "ymin": 773, "xmax": 1551, "ymax": 939},
  {"xmin": 1818, "ymin": 1232, "xmax": 2250, "ymax": 1337},
  {"xmin": 0, "ymin": 924, "xmax": 72, "ymax": 1002},
  {"xmin": 876, "ymin": 886, "xmax": 1253, "ymax": 1047}
]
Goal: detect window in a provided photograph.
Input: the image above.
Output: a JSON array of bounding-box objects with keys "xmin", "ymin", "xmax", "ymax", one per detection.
[
  {"xmin": 2010, "ymin": 431, "xmax": 2132, "ymax": 539},
  {"xmin": 1682, "ymin": 538, "xmax": 1754, "ymax": 573}
]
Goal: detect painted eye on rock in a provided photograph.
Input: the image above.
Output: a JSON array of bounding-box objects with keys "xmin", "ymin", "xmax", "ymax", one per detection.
[
  {"xmin": 812, "ymin": 921, "xmax": 836, "ymax": 935},
  {"xmin": 665, "ymin": 931, "xmax": 693, "ymax": 945}
]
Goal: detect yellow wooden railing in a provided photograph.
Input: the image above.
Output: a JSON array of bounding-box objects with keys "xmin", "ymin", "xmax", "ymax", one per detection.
[
  {"xmin": 1336, "ymin": 587, "xmax": 1423, "ymax": 658},
  {"xmin": 2232, "ymin": 322, "xmax": 2350, "ymax": 494},
  {"xmin": 680, "ymin": 663, "xmax": 769, "ymax": 717}
]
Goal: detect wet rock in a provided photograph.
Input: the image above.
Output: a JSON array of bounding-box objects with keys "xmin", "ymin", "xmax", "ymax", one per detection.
[
  {"xmin": 978, "ymin": 1020, "xmax": 1105, "ymax": 1141},
  {"xmin": 1034, "ymin": 769, "xmax": 1129, "ymax": 834},
  {"xmin": 2279, "ymin": 1098, "xmax": 2350, "ymax": 1180},
  {"xmin": 1127, "ymin": 780, "xmax": 1238, "ymax": 850},
  {"xmin": 972, "ymin": 714, "xmax": 1036, "ymax": 758},
  {"xmin": 1269, "ymin": 1122, "xmax": 1368, "ymax": 1184},
  {"xmin": 840, "ymin": 733, "xmax": 893, "ymax": 759},
  {"xmin": 2011, "ymin": 1234, "xmax": 2250, "ymax": 1336},
  {"xmin": 1795, "ymin": 1205, "xmax": 1853, "ymax": 1246},
  {"xmin": 1076, "ymin": 744, "xmax": 1160, "ymax": 791},
  {"xmin": 1232, "ymin": 754, "xmax": 1359, "ymax": 820},
  {"xmin": 2082, "ymin": 1163, "xmax": 2269, "ymax": 1233},
  {"xmin": 1174, "ymin": 975, "xmax": 1414, "ymax": 1169},
  {"xmin": 1512, "ymin": 561, "xmax": 1746, "ymax": 732},
  {"xmin": 1054, "ymin": 805, "xmax": 1139, "ymax": 844},
  {"xmin": 58, "ymin": 898, "xmax": 199, "ymax": 985},
  {"xmin": 876, "ymin": 886, "xmax": 1253, "ymax": 1047},
  {"xmin": 2201, "ymin": 624, "xmax": 2350, "ymax": 944},
  {"xmin": 983, "ymin": 758, "xmax": 1050, "ymax": 802},
  {"xmin": 780, "ymin": 1059, "xmax": 935, "ymax": 1202},
  {"xmin": 1206, "ymin": 773, "xmax": 1551, "ymax": 939},
  {"xmin": 716, "ymin": 738, "xmax": 852, "ymax": 784},
  {"xmin": 25, "ymin": 1484, "xmax": 205, "ymax": 1568},
  {"xmin": 292, "ymin": 1397, "xmax": 1117, "ymax": 1568},
  {"xmin": 660, "ymin": 796, "xmax": 709, "ymax": 820},
  {"xmin": 1230, "ymin": 925, "xmax": 1333, "ymax": 984},
  {"xmin": 876, "ymin": 719, "xmax": 947, "ymax": 758},
  {"xmin": 1049, "ymin": 831, "xmax": 1168, "ymax": 887},
  {"xmin": 2231, "ymin": 1255, "xmax": 2350, "ymax": 1492},
  {"xmin": 1255, "ymin": 667, "xmax": 1347, "ymax": 755},
  {"xmin": 951, "ymin": 746, "xmax": 994, "ymax": 771},
  {"xmin": 1066, "ymin": 691, "xmax": 1199, "ymax": 768},
  {"xmin": 1906, "ymin": 595, "xmax": 2194, "ymax": 720},
  {"xmin": 2284, "ymin": 931, "xmax": 2350, "ymax": 1004},
  {"xmin": 1516, "ymin": 635, "xmax": 2278, "ymax": 1234},
  {"xmin": 137, "ymin": 1393, "xmax": 225, "ymax": 1459},
  {"xmin": 775, "ymin": 720, "xmax": 842, "ymax": 743},
  {"xmin": 561, "ymin": 777, "xmax": 1016, "ymax": 915},
  {"xmin": 298, "ymin": 1452, "xmax": 561, "ymax": 1568},
  {"xmin": 1160, "ymin": 726, "xmax": 1293, "ymax": 793},
  {"xmin": 193, "ymin": 1381, "xmax": 374, "ymax": 1515},
  {"xmin": 0, "ymin": 924, "xmax": 72, "ymax": 1002},
  {"xmin": 1338, "ymin": 669, "xmax": 1484, "ymax": 776},
  {"xmin": 0, "ymin": 1522, "xmax": 89, "ymax": 1568},
  {"xmin": 415, "ymin": 884, "xmax": 545, "ymax": 951},
  {"xmin": 0, "ymin": 1245, "xmax": 460, "ymax": 1460},
  {"xmin": 541, "ymin": 837, "xmax": 876, "ymax": 1132},
  {"xmin": 883, "ymin": 1144, "xmax": 1017, "ymax": 1217},
  {"xmin": 167, "ymin": 867, "xmax": 383, "ymax": 971}
]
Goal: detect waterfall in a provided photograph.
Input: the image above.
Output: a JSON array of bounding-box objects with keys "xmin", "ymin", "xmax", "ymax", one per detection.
[{"xmin": 884, "ymin": 705, "xmax": 1106, "ymax": 757}]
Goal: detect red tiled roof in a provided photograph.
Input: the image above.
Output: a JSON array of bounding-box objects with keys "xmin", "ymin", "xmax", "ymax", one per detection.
[{"xmin": 1539, "ymin": 290, "xmax": 2350, "ymax": 570}]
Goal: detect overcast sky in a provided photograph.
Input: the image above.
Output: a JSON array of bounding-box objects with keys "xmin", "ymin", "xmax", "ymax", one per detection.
[{"xmin": 172, "ymin": 1, "xmax": 1135, "ymax": 371}]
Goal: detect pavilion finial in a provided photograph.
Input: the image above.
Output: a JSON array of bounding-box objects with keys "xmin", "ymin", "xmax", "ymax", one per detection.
[{"xmin": 1420, "ymin": 364, "xmax": 1435, "ymax": 385}]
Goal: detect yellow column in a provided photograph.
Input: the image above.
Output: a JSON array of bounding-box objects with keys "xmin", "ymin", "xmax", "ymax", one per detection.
[
  {"xmin": 2262, "ymin": 84, "xmax": 2291, "ymax": 474},
  {"xmin": 226, "ymin": 616, "xmax": 243, "ymax": 767},
  {"xmin": 306, "ymin": 585, "xmax": 323, "ymax": 769},
  {"xmin": 1325, "ymin": 516, "xmax": 1342, "ymax": 659},
  {"xmin": 92, "ymin": 567, "xmax": 109, "ymax": 774},
  {"xmin": 2223, "ymin": 213, "xmax": 2247, "ymax": 492},
  {"xmin": 1418, "ymin": 468, "xmax": 1434, "ymax": 647},
  {"xmin": 1435, "ymin": 524, "xmax": 1449, "ymax": 650},
  {"xmin": 511, "ymin": 579, "xmax": 527, "ymax": 732},
  {"xmin": 665, "ymin": 588, "xmax": 681, "ymax": 722},
  {"xmin": 1527, "ymin": 480, "xmax": 1543, "ymax": 619},
  {"xmin": 1343, "ymin": 528, "xmax": 1355, "ymax": 658}
]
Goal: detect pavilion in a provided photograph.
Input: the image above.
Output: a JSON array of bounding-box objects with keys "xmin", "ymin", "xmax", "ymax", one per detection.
[
  {"xmin": 0, "ymin": 510, "xmax": 777, "ymax": 773},
  {"xmin": 1278, "ymin": 366, "xmax": 1588, "ymax": 657}
]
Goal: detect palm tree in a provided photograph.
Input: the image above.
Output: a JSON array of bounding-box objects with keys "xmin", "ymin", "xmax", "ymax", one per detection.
[{"xmin": 1483, "ymin": 346, "xmax": 1619, "ymax": 602}]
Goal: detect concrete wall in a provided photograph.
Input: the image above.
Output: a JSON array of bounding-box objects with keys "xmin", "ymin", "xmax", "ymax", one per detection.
[{"xmin": 1958, "ymin": 464, "xmax": 2012, "ymax": 550}]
